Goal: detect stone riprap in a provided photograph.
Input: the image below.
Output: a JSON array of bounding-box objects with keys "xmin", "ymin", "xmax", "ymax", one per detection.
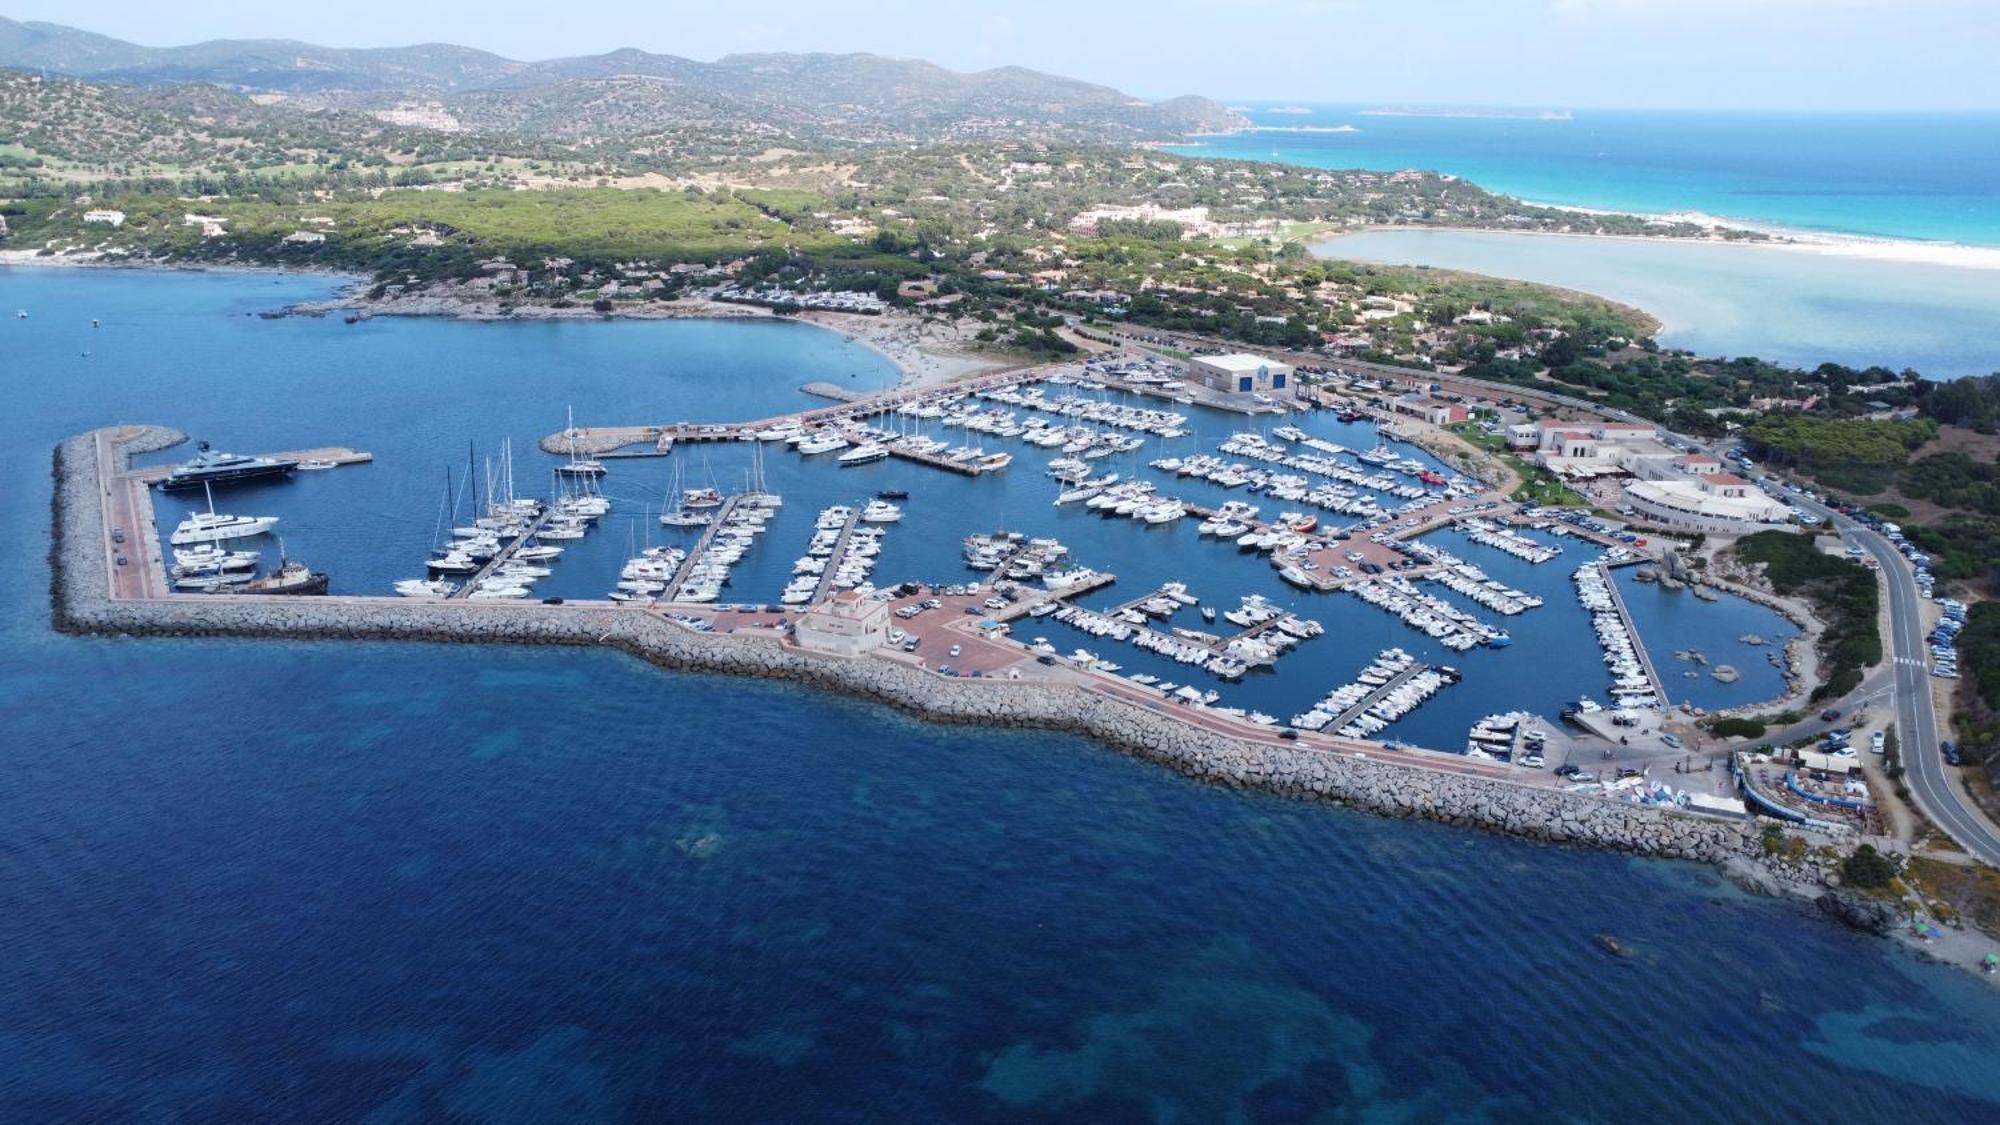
[{"xmin": 53, "ymin": 426, "xmax": 1750, "ymax": 864}]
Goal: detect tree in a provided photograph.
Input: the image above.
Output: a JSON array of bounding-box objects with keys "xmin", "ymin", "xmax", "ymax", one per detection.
[{"xmin": 1840, "ymin": 845, "xmax": 1897, "ymax": 891}]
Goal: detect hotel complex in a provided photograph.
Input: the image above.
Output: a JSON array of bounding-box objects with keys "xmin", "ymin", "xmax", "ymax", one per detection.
[{"xmin": 1509, "ymin": 419, "xmax": 1793, "ymax": 534}]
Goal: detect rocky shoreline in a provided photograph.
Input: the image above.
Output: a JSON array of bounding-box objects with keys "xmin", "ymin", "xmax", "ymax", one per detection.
[{"xmin": 50, "ymin": 425, "xmax": 1998, "ymax": 979}]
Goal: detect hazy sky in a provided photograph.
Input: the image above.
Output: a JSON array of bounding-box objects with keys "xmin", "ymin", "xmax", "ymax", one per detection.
[{"xmin": 10, "ymin": 0, "xmax": 1998, "ymax": 110}]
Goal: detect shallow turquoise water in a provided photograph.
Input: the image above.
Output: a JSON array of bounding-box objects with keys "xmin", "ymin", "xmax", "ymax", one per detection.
[
  {"xmin": 1314, "ymin": 228, "xmax": 2000, "ymax": 377},
  {"xmin": 1175, "ymin": 107, "xmax": 2000, "ymax": 247},
  {"xmin": 3, "ymin": 267, "xmax": 1996, "ymax": 1121}
]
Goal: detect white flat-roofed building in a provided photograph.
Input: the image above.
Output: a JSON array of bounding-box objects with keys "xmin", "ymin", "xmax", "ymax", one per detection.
[
  {"xmin": 1623, "ymin": 473, "xmax": 1794, "ymax": 535},
  {"xmin": 1188, "ymin": 353, "xmax": 1292, "ymax": 396},
  {"xmin": 82, "ymin": 209, "xmax": 126, "ymax": 227}
]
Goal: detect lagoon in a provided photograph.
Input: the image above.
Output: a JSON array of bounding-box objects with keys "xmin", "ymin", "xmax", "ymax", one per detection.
[
  {"xmin": 1316, "ymin": 229, "xmax": 2000, "ymax": 377},
  {"xmin": 5, "ymin": 267, "xmax": 1998, "ymax": 1119}
]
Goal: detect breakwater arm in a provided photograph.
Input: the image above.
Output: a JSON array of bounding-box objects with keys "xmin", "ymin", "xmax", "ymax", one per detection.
[{"xmin": 52, "ymin": 425, "xmax": 1751, "ymax": 864}]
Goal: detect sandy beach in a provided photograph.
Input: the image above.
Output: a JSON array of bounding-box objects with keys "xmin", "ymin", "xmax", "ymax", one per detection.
[{"xmin": 1461, "ymin": 210, "xmax": 2000, "ymax": 273}]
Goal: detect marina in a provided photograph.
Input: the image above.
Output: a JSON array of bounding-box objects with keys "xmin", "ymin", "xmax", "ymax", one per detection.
[{"xmin": 70, "ymin": 321, "xmax": 1814, "ymax": 776}]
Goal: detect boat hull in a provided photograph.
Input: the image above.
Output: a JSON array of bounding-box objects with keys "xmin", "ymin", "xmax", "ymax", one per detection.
[
  {"xmin": 243, "ymin": 570, "xmax": 330, "ymax": 596},
  {"xmin": 158, "ymin": 463, "xmax": 298, "ymax": 490}
]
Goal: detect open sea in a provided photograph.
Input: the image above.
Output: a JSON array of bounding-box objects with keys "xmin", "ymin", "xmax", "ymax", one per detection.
[
  {"xmin": 3, "ymin": 267, "xmax": 1998, "ymax": 1121},
  {"xmin": 1174, "ymin": 107, "xmax": 2000, "ymax": 377}
]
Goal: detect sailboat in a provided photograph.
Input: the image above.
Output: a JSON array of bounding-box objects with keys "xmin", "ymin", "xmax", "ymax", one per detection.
[
  {"xmin": 659, "ymin": 461, "xmax": 712, "ymax": 527},
  {"xmin": 556, "ymin": 406, "xmax": 607, "ymax": 477}
]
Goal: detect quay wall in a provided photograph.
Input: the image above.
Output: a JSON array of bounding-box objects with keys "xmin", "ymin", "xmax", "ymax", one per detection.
[{"xmin": 54, "ymin": 428, "xmax": 1750, "ymax": 865}]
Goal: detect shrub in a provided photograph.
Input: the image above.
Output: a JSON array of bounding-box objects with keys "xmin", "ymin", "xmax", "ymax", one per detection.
[
  {"xmin": 1709, "ymin": 717, "xmax": 1767, "ymax": 739},
  {"xmin": 1841, "ymin": 844, "xmax": 1898, "ymax": 891}
]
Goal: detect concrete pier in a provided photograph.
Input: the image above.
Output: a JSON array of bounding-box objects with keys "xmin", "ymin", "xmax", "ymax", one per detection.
[
  {"xmin": 666, "ymin": 495, "xmax": 746, "ymax": 598},
  {"xmin": 449, "ymin": 506, "xmax": 557, "ymax": 600},
  {"xmin": 1595, "ymin": 560, "xmax": 1670, "ymax": 704},
  {"xmin": 1325, "ymin": 662, "xmax": 1436, "ymax": 732},
  {"xmin": 806, "ymin": 507, "xmax": 863, "ymax": 605}
]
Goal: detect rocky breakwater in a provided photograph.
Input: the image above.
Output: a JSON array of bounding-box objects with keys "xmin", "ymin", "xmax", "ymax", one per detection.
[
  {"xmin": 49, "ymin": 424, "xmax": 185, "ymax": 624},
  {"xmin": 53, "ymin": 425, "xmax": 1748, "ymax": 864}
]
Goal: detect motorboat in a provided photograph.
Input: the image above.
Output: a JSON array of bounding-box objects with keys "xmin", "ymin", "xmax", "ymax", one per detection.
[
  {"xmin": 395, "ymin": 578, "xmax": 457, "ymax": 598},
  {"xmin": 838, "ymin": 443, "xmax": 889, "ymax": 466},
  {"xmin": 172, "ymin": 545, "xmax": 260, "ymax": 574},
  {"xmin": 174, "ymin": 571, "xmax": 255, "ymax": 592},
  {"xmin": 795, "ymin": 433, "xmax": 850, "ymax": 456}
]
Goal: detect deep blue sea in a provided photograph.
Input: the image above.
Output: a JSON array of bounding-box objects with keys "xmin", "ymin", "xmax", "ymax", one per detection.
[
  {"xmin": 4, "ymin": 267, "xmax": 1997, "ymax": 1121},
  {"xmin": 1176, "ymin": 107, "xmax": 2000, "ymax": 246}
]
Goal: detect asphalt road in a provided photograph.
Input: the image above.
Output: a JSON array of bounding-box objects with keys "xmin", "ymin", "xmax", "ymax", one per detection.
[{"xmin": 1816, "ymin": 503, "xmax": 2000, "ymax": 865}]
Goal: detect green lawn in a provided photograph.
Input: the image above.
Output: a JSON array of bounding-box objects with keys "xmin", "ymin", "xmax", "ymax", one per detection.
[
  {"xmin": 1447, "ymin": 420, "xmax": 1508, "ymax": 453},
  {"xmin": 1507, "ymin": 457, "xmax": 1589, "ymax": 506}
]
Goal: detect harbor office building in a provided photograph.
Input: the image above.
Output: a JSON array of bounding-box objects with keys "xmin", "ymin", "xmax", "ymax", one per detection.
[
  {"xmin": 795, "ymin": 590, "xmax": 893, "ymax": 656},
  {"xmin": 1189, "ymin": 354, "xmax": 1292, "ymax": 396}
]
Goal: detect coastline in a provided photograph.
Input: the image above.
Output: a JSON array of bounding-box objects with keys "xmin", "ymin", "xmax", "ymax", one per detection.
[
  {"xmin": 1324, "ymin": 218, "xmax": 2000, "ymax": 274},
  {"xmin": 0, "ymin": 251, "xmax": 1012, "ymax": 392},
  {"xmin": 290, "ymin": 288, "xmax": 1014, "ymax": 392}
]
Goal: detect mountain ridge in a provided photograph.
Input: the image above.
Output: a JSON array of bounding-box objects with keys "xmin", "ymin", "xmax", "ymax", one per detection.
[{"xmin": 0, "ymin": 18, "xmax": 1245, "ymax": 141}]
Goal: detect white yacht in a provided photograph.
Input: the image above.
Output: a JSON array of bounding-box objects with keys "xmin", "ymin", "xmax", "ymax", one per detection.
[
  {"xmin": 838, "ymin": 443, "xmax": 889, "ymax": 466},
  {"xmin": 170, "ymin": 510, "xmax": 278, "ymax": 546},
  {"xmin": 860, "ymin": 501, "xmax": 903, "ymax": 523}
]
